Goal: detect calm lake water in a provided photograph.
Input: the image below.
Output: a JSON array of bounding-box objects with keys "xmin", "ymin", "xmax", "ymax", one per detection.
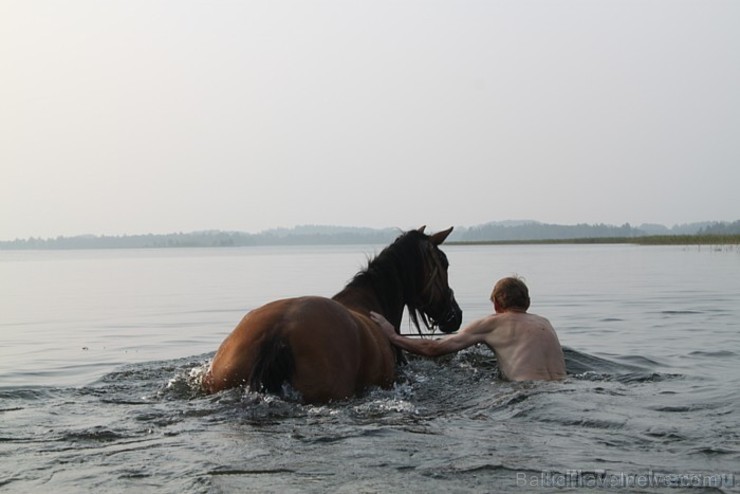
[{"xmin": 1, "ymin": 243, "xmax": 739, "ymax": 492}]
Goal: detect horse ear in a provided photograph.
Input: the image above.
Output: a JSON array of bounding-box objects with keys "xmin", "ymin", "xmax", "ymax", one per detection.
[
  {"xmin": 430, "ymin": 226, "xmax": 453, "ymax": 245},
  {"xmin": 417, "ymin": 225, "xmax": 426, "ymax": 234}
]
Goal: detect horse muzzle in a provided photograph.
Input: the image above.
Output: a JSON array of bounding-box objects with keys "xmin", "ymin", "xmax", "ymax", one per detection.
[{"xmin": 436, "ymin": 293, "xmax": 463, "ymax": 333}]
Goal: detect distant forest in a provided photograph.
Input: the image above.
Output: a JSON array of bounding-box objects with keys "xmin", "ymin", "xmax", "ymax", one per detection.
[{"xmin": 1, "ymin": 220, "xmax": 739, "ymax": 250}]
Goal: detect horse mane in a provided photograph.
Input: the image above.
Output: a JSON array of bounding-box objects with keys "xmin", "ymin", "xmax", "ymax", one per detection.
[{"xmin": 338, "ymin": 229, "xmax": 433, "ymax": 334}]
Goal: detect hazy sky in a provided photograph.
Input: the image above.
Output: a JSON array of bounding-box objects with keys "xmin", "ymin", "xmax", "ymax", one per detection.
[{"xmin": 2, "ymin": 1, "xmax": 738, "ymax": 240}]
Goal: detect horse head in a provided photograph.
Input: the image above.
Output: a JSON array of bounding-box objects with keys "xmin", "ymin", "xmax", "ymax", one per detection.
[{"xmin": 410, "ymin": 226, "xmax": 463, "ymax": 334}]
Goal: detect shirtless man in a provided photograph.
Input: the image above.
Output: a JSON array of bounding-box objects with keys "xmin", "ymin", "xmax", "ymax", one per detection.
[{"xmin": 371, "ymin": 277, "xmax": 566, "ymax": 381}]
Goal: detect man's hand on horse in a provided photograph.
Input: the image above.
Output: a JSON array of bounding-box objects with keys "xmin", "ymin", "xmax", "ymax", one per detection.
[{"xmin": 370, "ymin": 311, "xmax": 396, "ymax": 339}]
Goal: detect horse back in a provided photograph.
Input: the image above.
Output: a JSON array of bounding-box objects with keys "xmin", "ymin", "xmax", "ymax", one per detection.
[{"xmin": 203, "ymin": 296, "xmax": 396, "ymax": 402}]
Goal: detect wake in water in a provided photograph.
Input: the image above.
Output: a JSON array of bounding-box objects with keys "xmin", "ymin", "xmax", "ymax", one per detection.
[
  {"xmin": 152, "ymin": 344, "xmax": 682, "ymax": 429},
  {"xmin": 562, "ymin": 346, "xmax": 683, "ymax": 383}
]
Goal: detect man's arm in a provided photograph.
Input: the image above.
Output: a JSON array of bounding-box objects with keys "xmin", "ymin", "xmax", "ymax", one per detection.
[{"xmin": 370, "ymin": 311, "xmax": 488, "ymax": 358}]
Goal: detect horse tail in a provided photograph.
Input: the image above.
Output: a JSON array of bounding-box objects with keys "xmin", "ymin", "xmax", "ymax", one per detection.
[{"xmin": 249, "ymin": 334, "xmax": 295, "ymax": 395}]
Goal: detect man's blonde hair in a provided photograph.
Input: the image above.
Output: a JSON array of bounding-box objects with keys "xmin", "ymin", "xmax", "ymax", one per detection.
[{"xmin": 490, "ymin": 276, "xmax": 530, "ymax": 311}]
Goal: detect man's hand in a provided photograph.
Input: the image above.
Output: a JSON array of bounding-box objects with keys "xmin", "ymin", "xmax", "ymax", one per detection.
[{"xmin": 369, "ymin": 311, "xmax": 397, "ymax": 340}]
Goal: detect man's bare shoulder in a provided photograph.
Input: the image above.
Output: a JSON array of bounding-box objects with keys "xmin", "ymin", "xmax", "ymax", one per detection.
[
  {"xmin": 461, "ymin": 314, "xmax": 499, "ymax": 334},
  {"xmin": 500, "ymin": 311, "xmax": 551, "ymax": 325}
]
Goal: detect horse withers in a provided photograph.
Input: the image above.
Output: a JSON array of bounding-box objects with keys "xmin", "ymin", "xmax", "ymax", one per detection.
[{"xmin": 202, "ymin": 226, "xmax": 462, "ymax": 403}]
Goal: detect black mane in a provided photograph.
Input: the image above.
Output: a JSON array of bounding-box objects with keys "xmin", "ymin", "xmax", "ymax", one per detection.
[{"xmin": 333, "ymin": 229, "xmax": 432, "ymax": 332}]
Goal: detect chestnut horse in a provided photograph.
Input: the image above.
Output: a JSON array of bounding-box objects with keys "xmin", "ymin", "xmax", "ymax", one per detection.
[{"xmin": 202, "ymin": 226, "xmax": 462, "ymax": 403}]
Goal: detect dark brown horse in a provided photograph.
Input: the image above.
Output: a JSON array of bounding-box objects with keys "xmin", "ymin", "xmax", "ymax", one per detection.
[{"xmin": 202, "ymin": 226, "xmax": 462, "ymax": 403}]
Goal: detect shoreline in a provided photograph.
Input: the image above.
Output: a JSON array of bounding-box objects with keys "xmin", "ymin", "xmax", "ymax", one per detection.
[{"xmin": 449, "ymin": 234, "xmax": 740, "ymax": 246}]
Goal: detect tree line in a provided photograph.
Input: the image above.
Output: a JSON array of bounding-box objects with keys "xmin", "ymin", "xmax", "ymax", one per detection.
[{"xmin": 1, "ymin": 221, "xmax": 737, "ymax": 250}]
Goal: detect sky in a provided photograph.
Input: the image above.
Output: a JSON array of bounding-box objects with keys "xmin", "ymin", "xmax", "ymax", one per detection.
[{"xmin": 1, "ymin": 1, "xmax": 739, "ymax": 240}]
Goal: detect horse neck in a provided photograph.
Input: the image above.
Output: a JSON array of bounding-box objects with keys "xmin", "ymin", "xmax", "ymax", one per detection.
[
  {"xmin": 332, "ymin": 273, "xmax": 407, "ymax": 327},
  {"xmin": 333, "ymin": 231, "xmax": 427, "ymax": 327}
]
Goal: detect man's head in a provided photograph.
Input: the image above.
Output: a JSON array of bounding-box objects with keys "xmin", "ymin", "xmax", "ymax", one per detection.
[{"xmin": 490, "ymin": 277, "xmax": 530, "ymax": 312}]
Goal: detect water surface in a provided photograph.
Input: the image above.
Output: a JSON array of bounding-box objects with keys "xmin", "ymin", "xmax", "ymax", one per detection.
[{"xmin": 1, "ymin": 244, "xmax": 738, "ymax": 492}]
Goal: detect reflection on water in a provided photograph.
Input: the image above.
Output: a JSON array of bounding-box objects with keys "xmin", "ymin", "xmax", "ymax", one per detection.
[{"xmin": 1, "ymin": 244, "xmax": 739, "ymax": 492}]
